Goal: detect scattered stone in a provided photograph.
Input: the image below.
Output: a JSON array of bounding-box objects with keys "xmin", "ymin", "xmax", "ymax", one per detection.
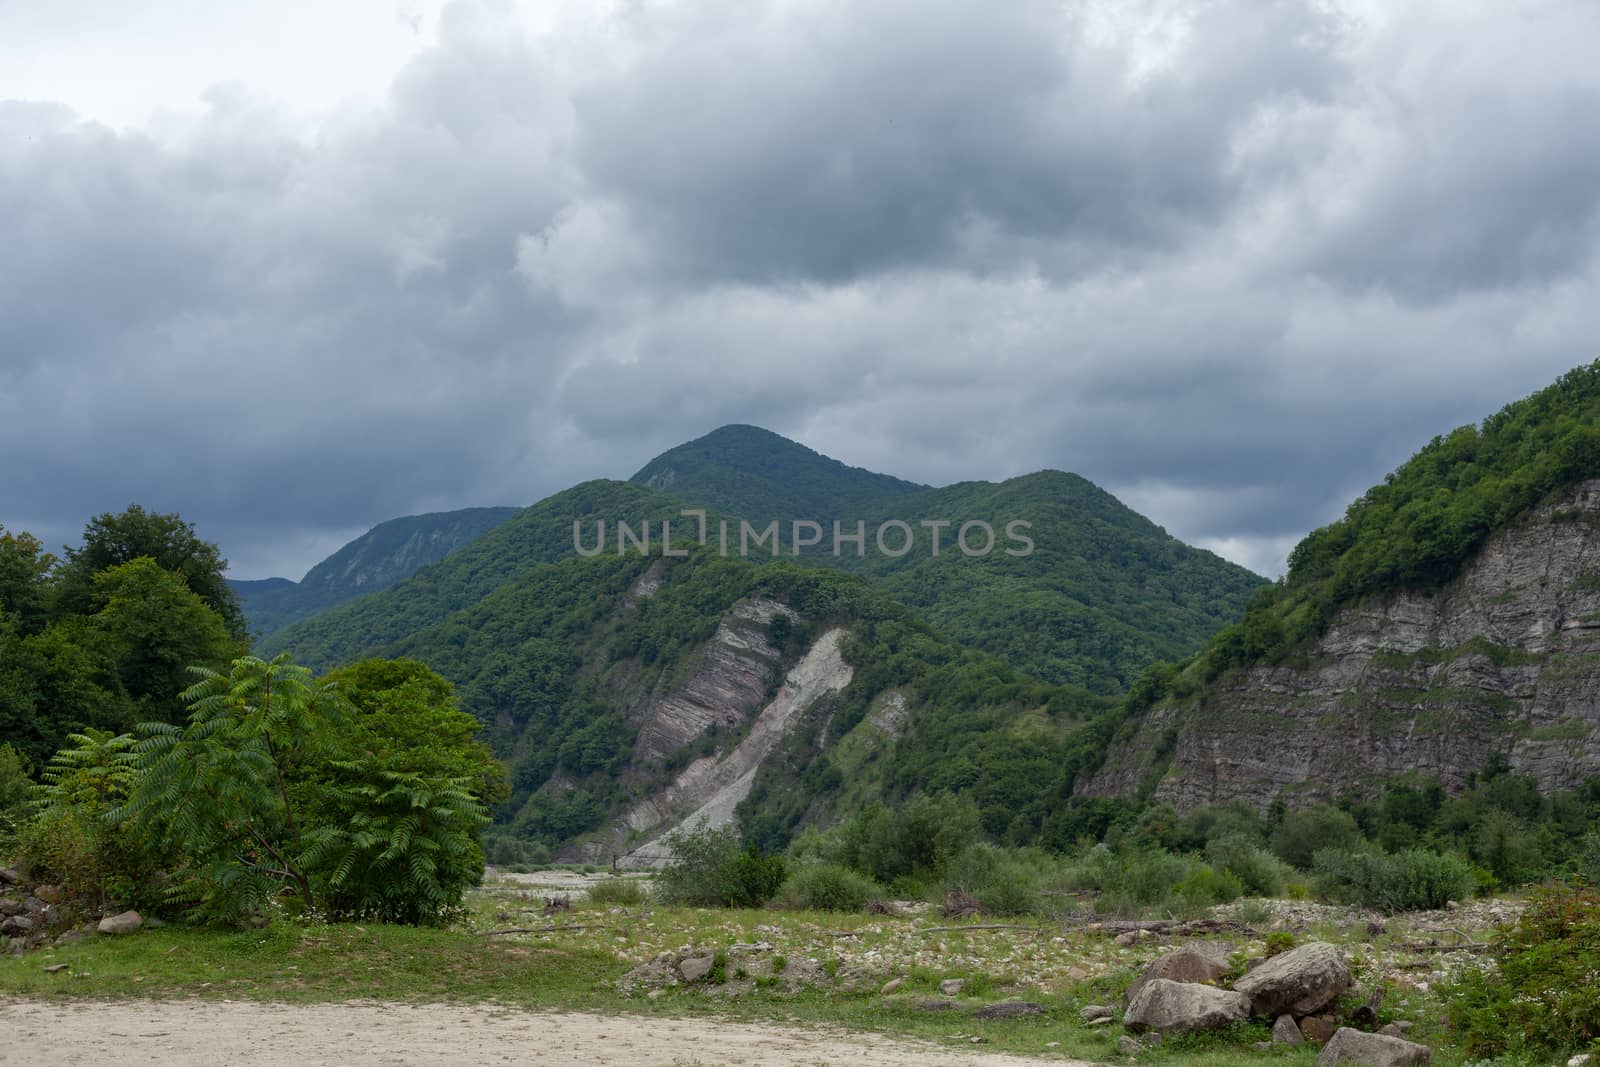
[
  {"xmin": 1378, "ymin": 1022, "xmax": 1415, "ymax": 1038},
  {"xmin": 44, "ymin": 963, "xmax": 69, "ymax": 974},
  {"xmin": 1300, "ymin": 1015, "xmax": 1341, "ymax": 1044},
  {"xmin": 677, "ymin": 956, "xmax": 715, "ymax": 983},
  {"xmin": 54, "ymin": 930, "xmax": 87, "ymax": 946},
  {"xmin": 976, "ymin": 1001, "xmax": 1042, "ymax": 1020},
  {"xmin": 1234, "ymin": 942, "xmax": 1351, "ymax": 1017},
  {"xmin": 0, "ymin": 915, "xmax": 35, "ymax": 936},
  {"xmin": 880, "ymin": 977, "xmax": 905, "ymax": 995},
  {"xmin": 1444, "ymin": 900, "xmax": 1460, "ymax": 911},
  {"xmin": 33, "ymin": 885, "xmax": 63, "ymax": 904},
  {"xmin": 97, "ymin": 910, "xmax": 143, "ymax": 936},
  {"xmin": 1088, "ymin": 1017, "xmax": 1113, "ymax": 1027},
  {"xmin": 938, "ymin": 978, "xmax": 966, "ymax": 996},
  {"xmin": 914, "ymin": 998, "xmax": 958, "ymax": 1013},
  {"xmin": 1568, "ymin": 1056, "xmax": 1593, "ymax": 1067},
  {"xmin": 1117, "ymin": 1036, "xmax": 1143, "ymax": 1056},
  {"xmin": 1114, "ymin": 928, "xmax": 1158, "ymax": 947},
  {"xmin": 1080, "ymin": 1004, "xmax": 1115, "ymax": 1022},
  {"xmin": 1315, "ymin": 1027, "xmax": 1431, "ymax": 1066},
  {"xmin": 0, "ymin": 868, "xmax": 18, "ymax": 885},
  {"xmin": 0, "ymin": 899, "xmax": 24, "ymax": 917},
  {"xmin": 1122, "ymin": 943, "xmax": 1230, "ymax": 1009},
  {"xmin": 1123, "ymin": 979, "xmax": 1251, "ymax": 1035},
  {"xmin": 1273, "ymin": 1014, "xmax": 1305, "ymax": 1046}
]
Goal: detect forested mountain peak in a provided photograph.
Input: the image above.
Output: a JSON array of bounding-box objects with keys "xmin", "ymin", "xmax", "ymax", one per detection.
[{"xmin": 630, "ymin": 424, "xmax": 928, "ymax": 520}]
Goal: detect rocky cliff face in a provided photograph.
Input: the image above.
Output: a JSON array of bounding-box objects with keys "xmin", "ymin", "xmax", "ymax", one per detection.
[
  {"xmin": 556, "ymin": 589, "xmax": 855, "ymax": 865},
  {"xmin": 1082, "ymin": 480, "xmax": 1600, "ymax": 810}
]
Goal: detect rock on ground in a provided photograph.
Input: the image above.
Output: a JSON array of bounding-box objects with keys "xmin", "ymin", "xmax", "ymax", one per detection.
[
  {"xmin": 1234, "ymin": 942, "xmax": 1350, "ymax": 1017},
  {"xmin": 1272, "ymin": 1014, "xmax": 1304, "ymax": 1046},
  {"xmin": 1122, "ymin": 943, "xmax": 1230, "ymax": 1009},
  {"xmin": 97, "ymin": 911, "xmax": 143, "ymax": 936},
  {"xmin": 1123, "ymin": 979, "xmax": 1251, "ymax": 1035},
  {"xmin": 1316, "ymin": 1027, "xmax": 1432, "ymax": 1066}
]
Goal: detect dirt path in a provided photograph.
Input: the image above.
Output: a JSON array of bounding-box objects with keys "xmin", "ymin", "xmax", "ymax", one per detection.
[{"xmin": 1, "ymin": 999, "xmax": 1097, "ymax": 1066}]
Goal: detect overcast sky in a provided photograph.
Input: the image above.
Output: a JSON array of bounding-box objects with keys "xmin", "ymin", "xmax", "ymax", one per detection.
[{"xmin": 3, "ymin": 0, "xmax": 1597, "ymax": 580}]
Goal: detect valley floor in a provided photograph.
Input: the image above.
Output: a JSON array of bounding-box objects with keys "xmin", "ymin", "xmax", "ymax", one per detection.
[{"xmin": 0, "ymin": 999, "xmax": 1087, "ymax": 1067}]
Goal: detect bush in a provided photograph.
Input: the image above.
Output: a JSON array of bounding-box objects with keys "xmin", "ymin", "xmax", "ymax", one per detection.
[
  {"xmin": 1446, "ymin": 884, "xmax": 1600, "ymax": 1057},
  {"xmin": 654, "ymin": 824, "xmax": 786, "ymax": 908},
  {"xmin": 1206, "ymin": 832, "xmax": 1289, "ymax": 897},
  {"xmin": 1173, "ymin": 866, "xmax": 1244, "ymax": 909},
  {"xmin": 1313, "ymin": 847, "xmax": 1474, "ymax": 913},
  {"xmin": 587, "ymin": 877, "xmax": 647, "ymax": 906},
  {"xmin": 1272, "ymin": 805, "xmax": 1361, "ymax": 869},
  {"xmin": 779, "ymin": 863, "xmax": 881, "ymax": 912},
  {"xmin": 942, "ymin": 843, "xmax": 1040, "ymax": 916}
]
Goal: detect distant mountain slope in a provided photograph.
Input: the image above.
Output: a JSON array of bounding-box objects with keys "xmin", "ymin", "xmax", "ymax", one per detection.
[
  {"xmin": 631, "ymin": 424, "xmax": 928, "ymax": 522},
  {"xmin": 1081, "ymin": 360, "xmax": 1600, "ymax": 810},
  {"xmin": 364, "ymin": 545, "xmax": 1111, "ymax": 858},
  {"xmin": 269, "ymin": 427, "xmax": 1265, "ymax": 692},
  {"xmin": 841, "ymin": 471, "xmax": 1265, "ymax": 692},
  {"xmin": 258, "ymin": 482, "xmax": 696, "ymax": 669},
  {"xmin": 231, "ymin": 506, "xmax": 519, "ymax": 637}
]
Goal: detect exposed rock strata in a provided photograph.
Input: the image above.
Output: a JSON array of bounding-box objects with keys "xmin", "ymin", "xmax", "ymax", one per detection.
[{"xmin": 1082, "ymin": 480, "xmax": 1600, "ymax": 809}]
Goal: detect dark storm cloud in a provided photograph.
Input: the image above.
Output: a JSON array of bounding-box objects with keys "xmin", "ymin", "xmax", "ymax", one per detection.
[{"xmin": 3, "ymin": 0, "xmax": 1599, "ymax": 580}]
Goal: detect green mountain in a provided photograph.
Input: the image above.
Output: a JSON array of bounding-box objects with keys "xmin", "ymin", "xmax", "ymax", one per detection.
[
  {"xmin": 256, "ymin": 426, "xmax": 1269, "ymax": 855},
  {"xmin": 346, "ymin": 543, "xmax": 1113, "ymax": 857},
  {"xmin": 258, "ymin": 482, "xmax": 697, "ymax": 669},
  {"xmin": 631, "ymin": 424, "xmax": 928, "ymax": 521},
  {"xmin": 1080, "ymin": 360, "xmax": 1600, "ymax": 812},
  {"xmin": 231, "ymin": 506, "xmax": 520, "ymax": 637},
  {"xmin": 268, "ymin": 427, "xmax": 1264, "ymax": 692}
]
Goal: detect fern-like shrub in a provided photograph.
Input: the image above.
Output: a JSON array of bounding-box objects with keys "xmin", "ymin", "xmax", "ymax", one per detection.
[
  {"xmin": 1445, "ymin": 884, "xmax": 1600, "ymax": 1057},
  {"xmin": 115, "ymin": 654, "xmax": 490, "ymax": 926}
]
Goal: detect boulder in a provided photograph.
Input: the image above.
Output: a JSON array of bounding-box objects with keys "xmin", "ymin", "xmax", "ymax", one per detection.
[
  {"xmin": 677, "ymin": 956, "xmax": 715, "ymax": 983},
  {"xmin": 0, "ymin": 868, "xmax": 18, "ymax": 885},
  {"xmin": 97, "ymin": 910, "xmax": 143, "ymax": 936},
  {"xmin": 1117, "ymin": 1036, "xmax": 1143, "ymax": 1055},
  {"xmin": 0, "ymin": 915, "xmax": 35, "ymax": 936},
  {"xmin": 1123, "ymin": 979, "xmax": 1251, "ymax": 1035},
  {"xmin": 1234, "ymin": 942, "xmax": 1350, "ymax": 1017},
  {"xmin": 1273, "ymin": 1014, "xmax": 1304, "ymax": 1046},
  {"xmin": 1123, "ymin": 943, "xmax": 1230, "ymax": 1009},
  {"xmin": 1315, "ymin": 1028, "xmax": 1431, "ymax": 1066},
  {"xmin": 33, "ymin": 884, "xmax": 63, "ymax": 904},
  {"xmin": 1079, "ymin": 1004, "xmax": 1116, "ymax": 1022},
  {"xmin": 0, "ymin": 899, "xmax": 25, "ymax": 917},
  {"xmin": 1300, "ymin": 1015, "xmax": 1341, "ymax": 1043}
]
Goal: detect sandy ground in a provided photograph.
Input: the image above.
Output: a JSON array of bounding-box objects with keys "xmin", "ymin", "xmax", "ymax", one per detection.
[{"xmin": 0, "ymin": 999, "xmax": 1097, "ymax": 1067}]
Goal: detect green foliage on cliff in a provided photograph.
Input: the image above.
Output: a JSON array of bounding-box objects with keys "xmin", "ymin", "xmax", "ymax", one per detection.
[{"xmin": 1201, "ymin": 359, "xmax": 1600, "ymax": 678}]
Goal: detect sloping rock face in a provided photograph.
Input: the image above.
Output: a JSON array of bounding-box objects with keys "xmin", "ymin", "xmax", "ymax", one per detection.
[
  {"xmin": 616, "ymin": 627, "xmax": 853, "ymax": 867},
  {"xmin": 1082, "ymin": 480, "xmax": 1600, "ymax": 809},
  {"xmin": 631, "ymin": 597, "xmax": 796, "ymax": 762}
]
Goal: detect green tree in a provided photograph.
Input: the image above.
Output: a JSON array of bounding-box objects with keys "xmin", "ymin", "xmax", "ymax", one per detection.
[
  {"xmin": 56, "ymin": 505, "xmax": 246, "ymax": 638},
  {"xmin": 91, "ymin": 558, "xmax": 242, "ymax": 720},
  {"xmin": 0, "ymin": 525, "xmax": 55, "ymax": 635},
  {"xmin": 321, "ymin": 659, "xmax": 507, "ymax": 807}
]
